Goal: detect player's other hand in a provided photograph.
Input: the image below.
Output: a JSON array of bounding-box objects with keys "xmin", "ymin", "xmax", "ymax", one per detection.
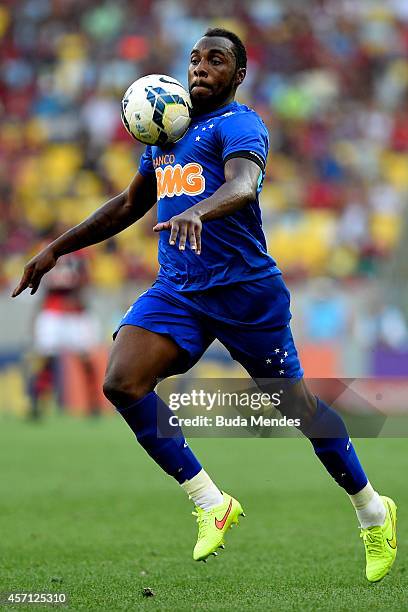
[
  {"xmin": 12, "ymin": 247, "xmax": 58, "ymax": 297},
  {"xmin": 153, "ymin": 210, "xmax": 202, "ymax": 254}
]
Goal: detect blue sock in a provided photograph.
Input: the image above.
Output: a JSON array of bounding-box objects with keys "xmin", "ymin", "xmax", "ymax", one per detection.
[
  {"xmin": 305, "ymin": 398, "xmax": 368, "ymax": 495},
  {"xmin": 116, "ymin": 391, "xmax": 202, "ymax": 484}
]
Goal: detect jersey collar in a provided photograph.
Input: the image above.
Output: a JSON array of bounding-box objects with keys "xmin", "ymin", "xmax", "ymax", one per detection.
[{"xmin": 190, "ymin": 101, "xmax": 239, "ymax": 124}]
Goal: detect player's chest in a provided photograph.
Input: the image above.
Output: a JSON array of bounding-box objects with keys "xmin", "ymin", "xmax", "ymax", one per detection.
[
  {"xmin": 151, "ymin": 122, "xmax": 221, "ymax": 170},
  {"xmin": 151, "ymin": 125, "xmax": 223, "ymax": 199}
]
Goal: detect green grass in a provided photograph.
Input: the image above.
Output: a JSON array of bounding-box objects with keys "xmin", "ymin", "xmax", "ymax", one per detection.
[{"xmin": 0, "ymin": 415, "xmax": 407, "ymax": 611}]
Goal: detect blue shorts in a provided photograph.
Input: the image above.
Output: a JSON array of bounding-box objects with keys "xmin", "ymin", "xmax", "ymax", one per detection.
[{"xmin": 115, "ymin": 274, "xmax": 304, "ymax": 380}]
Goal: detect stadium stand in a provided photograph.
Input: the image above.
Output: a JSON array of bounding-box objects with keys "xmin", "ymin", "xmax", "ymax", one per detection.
[{"xmin": 1, "ymin": 0, "xmax": 408, "ymax": 287}]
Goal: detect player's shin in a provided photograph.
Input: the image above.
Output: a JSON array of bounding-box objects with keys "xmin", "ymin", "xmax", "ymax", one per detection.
[
  {"xmin": 115, "ymin": 391, "xmax": 222, "ymax": 507},
  {"xmin": 305, "ymin": 398, "xmax": 385, "ymax": 526},
  {"xmin": 116, "ymin": 391, "xmax": 200, "ymax": 482}
]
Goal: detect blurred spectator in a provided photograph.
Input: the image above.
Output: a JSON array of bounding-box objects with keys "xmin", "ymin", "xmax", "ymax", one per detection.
[
  {"xmin": 354, "ymin": 298, "xmax": 408, "ymax": 350},
  {"xmin": 302, "ymin": 277, "xmax": 348, "ymax": 342},
  {"xmin": 28, "ymin": 228, "xmax": 102, "ymax": 417}
]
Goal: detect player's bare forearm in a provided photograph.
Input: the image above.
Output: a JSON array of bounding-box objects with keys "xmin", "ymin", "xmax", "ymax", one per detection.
[
  {"xmin": 51, "ymin": 172, "xmax": 157, "ymax": 257},
  {"xmin": 50, "ymin": 193, "xmax": 134, "ymax": 258},
  {"xmin": 153, "ymin": 157, "xmax": 261, "ymax": 253},
  {"xmin": 194, "ymin": 175, "xmax": 257, "ymax": 222},
  {"xmin": 12, "ymin": 171, "xmax": 157, "ymax": 297}
]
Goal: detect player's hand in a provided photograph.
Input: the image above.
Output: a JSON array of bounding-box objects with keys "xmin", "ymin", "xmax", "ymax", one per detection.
[
  {"xmin": 153, "ymin": 210, "xmax": 202, "ymax": 254},
  {"xmin": 12, "ymin": 247, "xmax": 58, "ymax": 297}
]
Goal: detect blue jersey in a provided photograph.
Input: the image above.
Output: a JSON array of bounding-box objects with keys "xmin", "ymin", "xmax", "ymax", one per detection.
[{"xmin": 138, "ymin": 100, "xmax": 280, "ymax": 292}]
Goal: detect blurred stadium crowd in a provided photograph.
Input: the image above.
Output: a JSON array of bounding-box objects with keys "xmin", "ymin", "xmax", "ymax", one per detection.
[
  {"xmin": 1, "ymin": 0, "xmax": 408, "ymax": 289},
  {"xmin": 2, "ymin": 0, "xmax": 408, "ymax": 416}
]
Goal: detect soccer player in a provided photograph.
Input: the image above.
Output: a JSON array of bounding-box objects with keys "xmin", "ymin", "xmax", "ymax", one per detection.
[{"xmin": 13, "ymin": 28, "xmax": 397, "ymax": 581}]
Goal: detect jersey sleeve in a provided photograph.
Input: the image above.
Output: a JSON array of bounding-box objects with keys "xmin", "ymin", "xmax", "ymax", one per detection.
[
  {"xmin": 217, "ymin": 111, "xmax": 269, "ymax": 172},
  {"xmin": 138, "ymin": 145, "xmax": 155, "ymax": 176}
]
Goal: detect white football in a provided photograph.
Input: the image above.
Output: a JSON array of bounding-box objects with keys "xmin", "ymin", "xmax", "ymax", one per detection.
[{"xmin": 121, "ymin": 74, "xmax": 192, "ymax": 146}]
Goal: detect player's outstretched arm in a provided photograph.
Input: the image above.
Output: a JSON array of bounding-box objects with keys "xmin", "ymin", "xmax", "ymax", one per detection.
[
  {"xmin": 12, "ymin": 171, "xmax": 157, "ymax": 297},
  {"xmin": 153, "ymin": 157, "xmax": 260, "ymax": 254}
]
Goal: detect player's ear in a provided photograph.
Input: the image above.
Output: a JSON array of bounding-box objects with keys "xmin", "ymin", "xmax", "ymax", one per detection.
[{"xmin": 235, "ymin": 68, "xmax": 246, "ymax": 88}]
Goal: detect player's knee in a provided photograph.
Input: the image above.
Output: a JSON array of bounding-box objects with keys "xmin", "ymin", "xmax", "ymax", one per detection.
[{"xmin": 103, "ymin": 371, "xmax": 153, "ymax": 406}]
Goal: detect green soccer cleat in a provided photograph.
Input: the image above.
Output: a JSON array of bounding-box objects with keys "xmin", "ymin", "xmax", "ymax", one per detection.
[
  {"xmin": 192, "ymin": 492, "xmax": 245, "ymax": 562},
  {"xmin": 360, "ymin": 495, "xmax": 397, "ymax": 582}
]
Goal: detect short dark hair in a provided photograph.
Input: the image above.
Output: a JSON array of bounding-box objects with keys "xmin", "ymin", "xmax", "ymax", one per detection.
[{"xmin": 203, "ymin": 27, "xmax": 247, "ymax": 71}]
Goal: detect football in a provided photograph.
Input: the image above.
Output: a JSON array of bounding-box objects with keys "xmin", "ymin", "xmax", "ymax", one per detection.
[{"xmin": 121, "ymin": 74, "xmax": 192, "ymax": 146}]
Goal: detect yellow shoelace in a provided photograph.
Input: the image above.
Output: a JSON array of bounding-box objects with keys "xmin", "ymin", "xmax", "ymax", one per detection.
[
  {"xmin": 360, "ymin": 526, "xmax": 384, "ymax": 557},
  {"xmin": 192, "ymin": 507, "xmax": 213, "ymax": 539}
]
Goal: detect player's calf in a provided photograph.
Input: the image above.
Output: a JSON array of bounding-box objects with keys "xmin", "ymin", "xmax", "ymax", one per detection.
[
  {"xmin": 281, "ymin": 385, "xmax": 396, "ymax": 580},
  {"xmin": 103, "ymin": 326, "xmax": 242, "ymax": 560}
]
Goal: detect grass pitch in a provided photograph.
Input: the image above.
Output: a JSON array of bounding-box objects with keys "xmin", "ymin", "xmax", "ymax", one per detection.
[{"xmin": 1, "ymin": 415, "xmax": 407, "ymax": 611}]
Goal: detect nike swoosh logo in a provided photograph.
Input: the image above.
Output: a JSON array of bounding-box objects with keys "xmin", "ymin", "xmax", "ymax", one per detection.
[
  {"xmin": 215, "ymin": 499, "xmax": 232, "ymax": 530},
  {"xmin": 159, "ymin": 76, "xmax": 181, "ymax": 86},
  {"xmin": 386, "ymin": 501, "xmax": 397, "ymax": 549}
]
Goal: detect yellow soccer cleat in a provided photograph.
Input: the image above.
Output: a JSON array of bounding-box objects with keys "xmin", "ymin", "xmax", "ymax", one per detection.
[
  {"xmin": 360, "ymin": 495, "xmax": 397, "ymax": 582},
  {"xmin": 192, "ymin": 492, "xmax": 245, "ymax": 561}
]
